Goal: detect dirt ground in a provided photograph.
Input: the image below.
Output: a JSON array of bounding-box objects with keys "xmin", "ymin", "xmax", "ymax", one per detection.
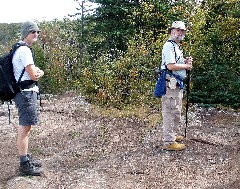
[{"xmin": 0, "ymin": 93, "xmax": 239, "ymax": 189}]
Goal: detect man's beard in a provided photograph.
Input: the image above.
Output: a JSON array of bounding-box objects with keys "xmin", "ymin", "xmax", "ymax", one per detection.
[{"xmin": 175, "ymin": 35, "xmax": 185, "ymax": 41}]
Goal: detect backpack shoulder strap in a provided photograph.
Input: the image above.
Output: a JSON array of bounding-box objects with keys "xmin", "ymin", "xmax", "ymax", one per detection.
[
  {"xmin": 17, "ymin": 68, "xmax": 25, "ymax": 83},
  {"xmin": 11, "ymin": 42, "xmax": 33, "ymax": 55},
  {"xmin": 167, "ymin": 40, "xmax": 178, "ymax": 62}
]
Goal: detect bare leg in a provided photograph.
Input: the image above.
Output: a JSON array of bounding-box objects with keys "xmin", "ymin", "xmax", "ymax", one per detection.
[{"xmin": 17, "ymin": 125, "xmax": 31, "ymax": 156}]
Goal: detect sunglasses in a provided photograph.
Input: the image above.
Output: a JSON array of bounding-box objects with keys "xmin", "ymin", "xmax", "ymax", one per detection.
[{"xmin": 30, "ymin": 30, "xmax": 40, "ymax": 34}]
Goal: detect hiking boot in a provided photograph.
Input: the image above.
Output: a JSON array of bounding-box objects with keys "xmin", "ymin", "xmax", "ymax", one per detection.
[
  {"xmin": 27, "ymin": 154, "xmax": 42, "ymax": 167},
  {"xmin": 175, "ymin": 135, "xmax": 184, "ymax": 142},
  {"xmin": 163, "ymin": 142, "xmax": 186, "ymax": 151},
  {"xmin": 19, "ymin": 161, "xmax": 42, "ymax": 176}
]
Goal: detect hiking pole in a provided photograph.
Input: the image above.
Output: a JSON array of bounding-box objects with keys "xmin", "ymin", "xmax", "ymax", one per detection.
[
  {"xmin": 184, "ymin": 35, "xmax": 193, "ymax": 138},
  {"xmin": 184, "ymin": 69, "xmax": 190, "ymax": 138},
  {"xmin": 7, "ymin": 101, "xmax": 11, "ymax": 124}
]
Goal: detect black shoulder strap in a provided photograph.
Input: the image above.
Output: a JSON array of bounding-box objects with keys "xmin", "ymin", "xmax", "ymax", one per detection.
[
  {"xmin": 17, "ymin": 68, "xmax": 25, "ymax": 83},
  {"xmin": 11, "ymin": 42, "xmax": 27, "ymax": 54},
  {"xmin": 11, "ymin": 42, "xmax": 34, "ymax": 58},
  {"xmin": 167, "ymin": 40, "xmax": 181, "ymax": 63}
]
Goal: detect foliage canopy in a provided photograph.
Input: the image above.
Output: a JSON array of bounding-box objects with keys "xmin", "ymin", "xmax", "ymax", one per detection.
[{"xmin": 0, "ymin": 0, "xmax": 239, "ymax": 109}]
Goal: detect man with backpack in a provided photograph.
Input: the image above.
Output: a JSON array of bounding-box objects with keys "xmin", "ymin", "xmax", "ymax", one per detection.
[
  {"xmin": 12, "ymin": 21, "xmax": 44, "ymax": 176},
  {"xmin": 161, "ymin": 21, "xmax": 193, "ymax": 151}
]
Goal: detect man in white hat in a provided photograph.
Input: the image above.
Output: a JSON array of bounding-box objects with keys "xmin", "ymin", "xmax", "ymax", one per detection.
[{"xmin": 161, "ymin": 21, "xmax": 193, "ymax": 151}]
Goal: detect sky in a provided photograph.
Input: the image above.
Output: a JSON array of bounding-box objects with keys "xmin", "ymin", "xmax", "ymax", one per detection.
[{"xmin": 0, "ymin": 0, "xmax": 96, "ymax": 23}]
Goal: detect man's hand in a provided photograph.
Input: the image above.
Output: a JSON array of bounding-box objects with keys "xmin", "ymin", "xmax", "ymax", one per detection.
[
  {"xmin": 25, "ymin": 65, "xmax": 44, "ymax": 81},
  {"xmin": 35, "ymin": 67, "xmax": 44, "ymax": 80},
  {"xmin": 185, "ymin": 56, "xmax": 193, "ymax": 70}
]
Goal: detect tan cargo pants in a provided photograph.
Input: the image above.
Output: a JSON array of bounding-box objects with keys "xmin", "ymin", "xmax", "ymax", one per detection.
[{"xmin": 161, "ymin": 80, "xmax": 183, "ymax": 145}]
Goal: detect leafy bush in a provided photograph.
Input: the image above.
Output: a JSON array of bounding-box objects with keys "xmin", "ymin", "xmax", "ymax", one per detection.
[
  {"xmin": 77, "ymin": 34, "xmax": 166, "ymax": 108},
  {"xmin": 35, "ymin": 19, "xmax": 80, "ymax": 94},
  {"xmin": 190, "ymin": 0, "xmax": 240, "ymax": 108}
]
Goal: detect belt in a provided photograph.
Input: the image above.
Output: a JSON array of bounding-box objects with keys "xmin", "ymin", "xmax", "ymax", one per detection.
[{"xmin": 19, "ymin": 80, "xmax": 37, "ymax": 89}]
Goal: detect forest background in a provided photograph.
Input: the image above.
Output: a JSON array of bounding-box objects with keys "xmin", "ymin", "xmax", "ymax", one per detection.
[{"xmin": 0, "ymin": 0, "xmax": 239, "ymax": 111}]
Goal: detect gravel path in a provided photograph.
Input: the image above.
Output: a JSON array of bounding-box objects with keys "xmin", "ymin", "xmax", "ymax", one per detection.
[{"xmin": 0, "ymin": 93, "xmax": 239, "ymax": 189}]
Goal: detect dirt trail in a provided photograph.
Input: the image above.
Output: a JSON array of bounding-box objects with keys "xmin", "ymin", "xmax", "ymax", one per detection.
[{"xmin": 0, "ymin": 94, "xmax": 239, "ymax": 189}]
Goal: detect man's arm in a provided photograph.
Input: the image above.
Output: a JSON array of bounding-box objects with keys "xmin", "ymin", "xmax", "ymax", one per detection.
[
  {"xmin": 25, "ymin": 65, "xmax": 44, "ymax": 81},
  {"xmin": 167, "ymin": 56, "xmax": 193, "ymax": 71}
]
